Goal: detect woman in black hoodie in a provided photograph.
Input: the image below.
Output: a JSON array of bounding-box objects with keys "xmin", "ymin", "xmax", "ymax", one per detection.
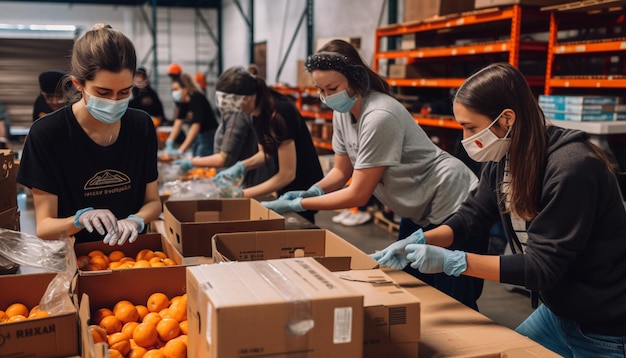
[{"xmin": 373, "ymin": 62, "xmax": 626, "ymax": 357}]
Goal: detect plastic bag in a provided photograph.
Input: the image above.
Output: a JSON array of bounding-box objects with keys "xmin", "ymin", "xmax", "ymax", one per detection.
[
  {"xmin": 161, "ymin": 178, "xmax": 219, "ymax": 200},
  {"xmin": 0, "ymin": 229, "xmax": 77, "ymax": 316}
]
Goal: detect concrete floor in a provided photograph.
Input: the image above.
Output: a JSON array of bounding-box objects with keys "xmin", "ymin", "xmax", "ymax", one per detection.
[{"xmin": 17, "ymin": 194, "xmax": 536, "ymax": 331}]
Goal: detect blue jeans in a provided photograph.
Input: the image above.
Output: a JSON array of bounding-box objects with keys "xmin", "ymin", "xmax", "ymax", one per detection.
[
  {"xmin": 399, "ymin": 217, "xmax": 488, "ymax": 311},
  {"xmin": 192, "ymin": 129, "xmax": 215, "ymax": 157},
  {"xmin": 516, "ymin": 304, "xmax": 626, "ymax": 357}
]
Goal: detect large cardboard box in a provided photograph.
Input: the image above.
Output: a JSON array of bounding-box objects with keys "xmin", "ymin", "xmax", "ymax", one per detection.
[
  {"xmin": 163, "ymin": 198, "xmax": 284, "ymax": 257},
  {"xmin": 0, "ymin": 272, "xmax": 79, "ymax": 358},
  {"xmin": 74, "ymin": 233, "xmax": 185, "ymax": 273},
  {"xmin": 334, "ymin": 269, "xmax": 420, "ymax": 358},
  {"xmin": 385, "ymin": 269, "xmax": 561, "ymax": 357},
  {"xmin": 186, "ymin": 257, "xmax": 364, "ymax": 358},
  {"xmin": 211, "ymin": 229, "xmax": 378, "ymax": 272},
  {"xmin": 74, "ymin": 265, "xmax": 186, "ymax": 358},
  {"xmin": 404, "ymin": 0, "xmax": 474, "ymax": 23},
  {"xmin": 474, "ymin": 0, "xmax": 570, "ymax": 8}
]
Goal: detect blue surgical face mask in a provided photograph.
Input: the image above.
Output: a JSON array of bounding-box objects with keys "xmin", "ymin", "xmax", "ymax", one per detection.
[
  {"xmin": 84, "ymin": 89, "xmax": 130, "ymax": 124},
  {"xmin": 172, "ymin": 89, "xmax": 183, "ymax": 103},
  {"xmin": 320, "ymin": 90, "xmax": 357, "ymax": 113}
]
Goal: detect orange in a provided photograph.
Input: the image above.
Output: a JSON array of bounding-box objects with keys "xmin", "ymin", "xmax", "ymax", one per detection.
[
  {"xmin": 136, "ymin": 249, "xmax": 155, "ymax": 261},
  {"xmin": 162, "ymin": 258, "xmax": 177, "ymax": 266},
  {"xmin": 99, "ymin": 315, "xmax": 122, "ymax": 334},
  {"xmin": 77, "ymin": 255, "xmax": 90, "ymax": 269},
  {"xmin": 178, "ymin": 321, "xmax": 187, "ymax": 335},
  {"xmin": 128, "ymin": 345, "xmax": 148, "ymax": 358},
  {"xmin": 119, "ymin": 257, "xmax": 135, "ymax": 263},
  {"xmin": 5, "ymin": 303, "xmax": 29, "ymax": 318},
  {"xmin": 134, "ymin": 260, "xmax": 151, "ymax": 268},
  {"xmin": 28, "ymin": 309, "xmax": 49, "ymax": 319},
  {"xmin": 122, "ymin": 321, "xmax": 140, "ymax": 338},
  {"xmin": 88, "ymin": 255, "xmax": 110, "ymax": 270},
  {"xmin": 108, "ymin": 261, "xmax": 123, "ymax": 269},
  {"xmin": 89, "ymin": 325, "xmax": 107, "ymax": 344},
  {"xmin": 158, "ymin": 308, "xmax": 172, "ymax": 319},
  {"xmin": 150, "ymin": 261, "xmax": 166, "ymax": 268},
  {"xmin": 0, "ymin": 310, "xmax": 9, "ymax": 323},
  {"xmin": 147, "ymin": 293, "xmax": 170, "ymax": 313},
  {"xmin": 109, "ymin": 250, "xmax": 126, "ymax": 262},
  {"xmin": 156, "ymin": 317, "xmax": 180, "ymax": 341},
  {"xmin": 88, "ymin": 249, "xmax": 106, "ymax": 257},
  {"xmin": 119, "ymin": 262, "xmax": 135, "ymax": 269},
  {"xmin": 149, "ymin": 257, "xmax": 164, "ymax": 265},
  {"xmin": 136, "ymin": 305, "xmax": 150, "ymax": 321},
  {"xmin": 142, "ymin": 312, "xmax": 162, "ymax": 326},
  {"xmin": 143, "ymin": 349, "xmax": 166, "ymax": 358},
  {"xmin": 153, "ymin": 251, "xmax": 167, "ymax": 259},
  {"xmin": 108, "ymin": 332, "xmax": 131, "ymax": 356},
  {"xmin": 168, "ymin": 300, "xmax": 186, "ymax": 323},
  {"xmin": 162, "ymin": 338, "xmax": 187, "ymax": 358},
  {"xmin": 92, "ymin": 307, "xmax": 114, "ymax": 325},
  {"xmin": 114, "ymin": 300, "xmax": 139, "ymax": 324},
  {"xmin": 7, "ymin": 315, "xmax": 27, "ymax": 322},
  {"xmin": 108, "ymin": 348, "xmax": 124, "ymax": 358},
  {"xmin": 133, "ymin": 322, "xmax": 159, "ymax": 349}
]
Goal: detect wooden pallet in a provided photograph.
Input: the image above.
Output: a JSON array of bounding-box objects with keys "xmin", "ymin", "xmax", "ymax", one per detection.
[{"xmin": 373, "ymin": 211, "xmax": 399, "ymax": 233}]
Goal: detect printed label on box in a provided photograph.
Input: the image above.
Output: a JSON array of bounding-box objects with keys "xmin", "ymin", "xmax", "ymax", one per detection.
[{"xmin": 333, "ymin": 307, "xmax": 353, "ymax": 344}]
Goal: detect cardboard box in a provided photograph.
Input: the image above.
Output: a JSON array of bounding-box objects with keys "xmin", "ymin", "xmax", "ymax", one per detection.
[
  {"xmin": 334, "ymin": 269, "xmax": 420, "ymax": 358},
  {"xmin": 474, "ymin": 0, "xmax": 570, "ymax": 8},
  {"xmin": 74, "ymin": 233, "xmax": 184, "ymax": 273},
  {"xmin": 404, "ymin": 0, "xmax": 474, "ymax": 23},
  {"xmin": 0, "ymin": 150, "xmax": 17, "ymax": 213},
  {"xmin": 163, "ymin": 198, "xmax": 284, "ymax": 257},
  {"xmin": 0, "ymin": 272, "xmax": 79, "ymax": 358},
  {"xmin": 385, "ymin": 269, "xmax": 561, "ymax": 357},
  {"xmin": 186, "ymin": 257, "xmax": 364, "ymax": 358},
  {"xmin": 297, "ymin": 59, "xmax": 315, "ymax": 88},
  {"xmin": 211, "ymin": 229, "xmax": 378, "ymax": 272},
  {"xmin": 0, "ymin": 206, "xmax": 20, "ymax": 231},
  {"xmin": 74, "ymin": 265, "xmax": 186, "ymax": 358}
]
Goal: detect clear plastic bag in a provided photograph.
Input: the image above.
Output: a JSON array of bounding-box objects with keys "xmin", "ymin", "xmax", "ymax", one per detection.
[
  {"xmin": 161, "ymin": 178, "xmax": 219, "ymax": 200},
  {"xmin": 0, "ymin": 229, "xmax": 76, "ymax": 315}
]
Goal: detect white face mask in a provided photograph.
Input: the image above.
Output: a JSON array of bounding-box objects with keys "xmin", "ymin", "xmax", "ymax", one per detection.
[{"xmin": 461, "ymin": 110, "xmax": 512, "ymax": 162}]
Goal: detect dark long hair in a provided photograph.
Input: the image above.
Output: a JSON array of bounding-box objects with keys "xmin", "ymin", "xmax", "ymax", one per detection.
[{"xmin": 252, "ymin": 76, "xmax": 287, "ymax": 156}]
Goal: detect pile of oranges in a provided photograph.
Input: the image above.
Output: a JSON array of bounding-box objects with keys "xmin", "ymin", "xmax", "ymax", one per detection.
[
  {"xmin": 89, "ymin": 292, "xmax": 187, "ymax": 358},
  {"xmin": 0, "ymin": 302, "xmax": 50, "ymax": 324},
  {"xmin": 181, "ymin": 167, "xmax": 216, "ymax": 181},
  {"xmin": 77, "ymin": 249, "xmax": 178, "ymax": 271}
]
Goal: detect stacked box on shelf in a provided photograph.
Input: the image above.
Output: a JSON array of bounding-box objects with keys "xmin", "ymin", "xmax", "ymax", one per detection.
[
  {"xmin": 539, "ymin": 95, "xmax": 626, "ymax": 121},
  {"xmin": 0, "ymin": 150, "xmax": 19, "ymax": 231}
]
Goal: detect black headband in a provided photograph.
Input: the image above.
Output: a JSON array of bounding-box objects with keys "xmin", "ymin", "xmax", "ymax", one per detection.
[{"xmin": 305, "ymin": 51, "xmax": 369, "ymax": 91}]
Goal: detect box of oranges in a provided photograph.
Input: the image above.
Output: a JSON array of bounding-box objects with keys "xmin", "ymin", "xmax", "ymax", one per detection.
[
  {"xmin": 74, "ymin": 233, "xmax": 184, "ymax": 275},
  {"xmin": 75, "ymin": 265, "xmax": 187, "ymax": 358},
  {"xmin": 0, "ymin": 272, "xmax": 79, "ymax": 357}
]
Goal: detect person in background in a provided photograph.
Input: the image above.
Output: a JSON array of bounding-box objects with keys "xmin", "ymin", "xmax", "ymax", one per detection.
[
  {"xmin": 174, "ymin": 66, "xmax": 266, "ymax": 188},
  {"xmin": 261, "ymin": 39, "xmax": 487, "ymax": 309},
  {"xmin": 129, "ymin": 67, "xmax": 165, "ymax": 127},
  {"xmin": 215, "ymin": 75, "xmax": 324, "ymax": 223},
  {"xmin": 377, "ymin": 62, "xmax": 626, "ymax": 356},
  {"xmin": 32, "ymin": 69, "xmax": 69, "ymax": 121},
  {"xmin": 17, "ymin": 23, "xmax": 161, "ymax": 245},
  {"xmin": 163, "ymin": 73, "xmax": 218, "ymax": 157}
]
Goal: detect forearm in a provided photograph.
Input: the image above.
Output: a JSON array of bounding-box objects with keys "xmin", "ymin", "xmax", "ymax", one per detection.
[
  {"xmin": 301, "ymin": 185, "xmax": 370, "ymax": 211},
  {"xmin": 133, "ymin": 182, "xmax": 162, "ymax": 225},
  {"xmin": 191, "ymin": 151, "xmax": 227, "ymax": 168},
  {"xmin": 36, "ymin": 216, "xmax": 82, "ymax": 240},
  {"xmin": 243, "ymin": 168, "xmax": 295, "ymax": 199},
  {"xmin": 423, "ymin": 225, "xmax": 455, "ymax": 248},
  {"xmin": 463, "ymin": 253, "xmax": 500, "ymax": 281},
  {"xmin": 315, "ymin": 167, "xmax": 351, "ymax": 194},
  {"xmin": 240, "ymin": 151, "xmax": 266, "ymax": 171},
  {"xmin": 179, "ymin": 123, "xmax": 200, "ymax": 153},
  {"xmin": 166, "ymin": 119, "xmax": 183, "ymax": 142}
]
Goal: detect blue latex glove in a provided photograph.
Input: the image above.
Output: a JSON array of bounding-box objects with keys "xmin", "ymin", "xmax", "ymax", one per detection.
[
  {"xmin": 215, "ymin": 161, "xmax": 246, "ymax": 182},
  {"xmin": 164, "ymin": 139, "xmax": 181, "ymax": 157},
  {"xmin": 174, "ymin": 159, "xmax": 193, "ymax": 171},
  {"xmin": 368, "ymin": 229, "xmax": 426, "ymax": 269},
  {"xmin": 261, "ymin": 197, "xmax": 304, "ymax": 214},
  {"xmin": 74, "ymin": 208, "xmax": 117, "ymax": 235},
  {"xmin": 405, "ymin": 244, "xmax": 467, "ymax": 277},
  {"xmin": 104, "ymin": 215, "xmax": 144, "ymax": 246},
  {"xmin": 279, "ymin": 184, "xmax": 324, "ymax": 200}
]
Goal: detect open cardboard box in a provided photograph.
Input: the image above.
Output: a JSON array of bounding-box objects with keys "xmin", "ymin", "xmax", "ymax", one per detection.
[
  {"xmin": 163, "ymin": 198, "xmax": 284, "ymax": 258},
  {"xmin": 74, "ymin": 265, "xmax": 186, "ymax": 358},
  {"xmin": 74, "ymin": 233, "xmax": 185, "ymax": 274},
  {"xmin": 186, "ymin": 257, "xmax": 364, "ymax": 358},
  {"xmin": 334, "ymin": 269, "xmax": 420, "ymax": 358},
  {"xmin": 211, "ymin": 229, "xmax": 378, "ymax": 272},
  {"xmin": 0, "ymin": 272, "xmax": 79, "ymax": 358}
]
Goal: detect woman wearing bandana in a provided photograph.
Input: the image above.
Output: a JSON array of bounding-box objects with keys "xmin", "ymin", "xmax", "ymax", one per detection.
[
  {"xmin": 262, "ymin": 39, "xmax": 487, "ymax": 309},
  {"xmin": 380, "ymin": 62, "xmax": 626, "ymax": 356},
  {"xmin": 17, "ymin": 24, "xmax": 161, "ymax": 245}
]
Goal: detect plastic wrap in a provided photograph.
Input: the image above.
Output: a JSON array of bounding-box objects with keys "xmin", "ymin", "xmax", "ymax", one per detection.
[
  {"xmin": 160, "ymin": 178, "xmax": 219, "ymax": 200},
  {"xmin": 0, "ymin": 229, "xmax": 76, "ymax": 315}
]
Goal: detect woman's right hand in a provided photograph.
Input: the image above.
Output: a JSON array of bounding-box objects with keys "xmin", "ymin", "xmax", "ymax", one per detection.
[{"xmin": 75, "ymin": 208, "xmax": 117, "ymax": 236}]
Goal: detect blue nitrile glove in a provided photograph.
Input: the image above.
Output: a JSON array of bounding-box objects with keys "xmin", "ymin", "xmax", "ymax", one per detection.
[
  {"xmin": 215, "ymin": 161, "xmax": 246, "ymax": 182},
  {"xmin": 368, "ymin": 229, "xmax": 426, "ymax": 269},
  {"xmin": 279, "ymin": 184, "xmax": 324, "ymax": 200},
  {"xmin": 261, "ymin": 197, "xmax": 304, "ymax": 214},
  {"xmin": 405, "ymin": 244, "xmax": 467, "ymax": 277},
  {"xmin": 164, "ymin": 139, "xmax": 181, "ymax": 157},
  {"xmin": 104, "ymin": 215, "xmax": 144, "ymax": 246},
  {"xmin": 174, "ymin": 158, "xmax": 193, "ymax": 171}
]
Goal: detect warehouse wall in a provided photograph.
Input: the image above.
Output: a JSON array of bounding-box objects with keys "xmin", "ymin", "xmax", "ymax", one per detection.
[{"xmin": 0, "ymin": 0, "xmax": 389, "ymax": 126}]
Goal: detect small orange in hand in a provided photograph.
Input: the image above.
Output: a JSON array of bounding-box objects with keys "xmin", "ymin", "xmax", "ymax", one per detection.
[
  {"xmin": 133, "ymin": 322, "xmax": 159, "ymax": 349},
  {"xmin": 147, "ymin": 293, "xmax": 170, "ymax": 313},
  {"xmin": 156, "ymin": 317, "xmax": 180, "ymax": 341},
  {"xmin": 162, "ymin": 337, "xmax": 187, "ymax": 358},
  {"xmin": 99, "ymin": 315, "xmax": 122, "ymax": 334},
  {"xmin": 5, "ymin": 303, "xmax": 29, "ymax": 318}
]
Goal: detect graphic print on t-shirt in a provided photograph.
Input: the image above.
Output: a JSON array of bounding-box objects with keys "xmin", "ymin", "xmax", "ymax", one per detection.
[{"xmin": 83, "ymin": 169, "xmax": 131, "ymax": 197}]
